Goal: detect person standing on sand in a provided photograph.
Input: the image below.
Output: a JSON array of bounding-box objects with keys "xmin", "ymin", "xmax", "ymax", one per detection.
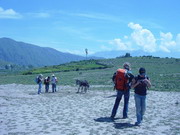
[
  {"xmin": 51, "ymin": 74, "xmax": 58, "ymax": 93},
  {"xmin": 37, "ymin": 74, "xmax": 43, "ymax": 94},
  {"xmin": 44, "ymin": 76, "xmax": 50, "ymax": 93},
  {"xmin": 111, "ymin": 62, "xmax": 134, "ymax": 119},
  {"xmin": 131, "ymin": 67, "xmax": 151, "ymax": 126}
]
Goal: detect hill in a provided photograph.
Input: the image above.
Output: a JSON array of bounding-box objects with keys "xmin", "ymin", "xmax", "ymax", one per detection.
[
  {"xmin": 22, "ymin": 60, "xmax": 112, "ymax": 75},
  {"xmin": 0, "ymin": 37, "xmax": 87, "ymax": 67},
  {"xmin": 0, "ymin": 56, "xmax": 179, "ymax": 91}
]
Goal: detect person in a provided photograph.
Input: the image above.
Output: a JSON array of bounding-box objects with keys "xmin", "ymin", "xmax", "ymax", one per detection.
[
  {"xmin": 44, "ymin": 76, "xmax": 50, "ymax": 93},
  {"xmin": 111, "ymin": 62, "xmax": 134, "ymax": 119},
  {"xmin": 131, "ymin": 67, "xmax": 151, "ymax": 126},
  {"xmin": 51, "ymin": 74, "xmax": 58, "ymax": 93},
  {"xmin": 37, "ymin": 74, "xmax": 43, "ymax": 94}
]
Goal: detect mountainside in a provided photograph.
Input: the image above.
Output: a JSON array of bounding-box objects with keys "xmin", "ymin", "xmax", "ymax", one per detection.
[
  {"xmin": 0, "ymin": 38, "xmax": 86, "ymax": 67},
  {"xmin": 91, "ymin": 50, "xmax": 180, "ymax": 58}
]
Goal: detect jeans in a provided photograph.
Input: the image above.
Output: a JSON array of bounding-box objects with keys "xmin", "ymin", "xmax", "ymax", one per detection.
[
  {"xmin": 111, "ymin": 89, "xmax": 130, "ymax": 118},
  {"xmin": 38, "ymin": 83, "xmax": 42, "ymax": 94},
  {"xmin": 134, "ymin": 93, "xmax": 146, "ymax": 124},
  {"xmin": 45, "ymin": 84, "xmax": 49, "ymax": 93},
  {"xmin": 52, "ymin": 83, "xmax": 56, "ymax": 92}
]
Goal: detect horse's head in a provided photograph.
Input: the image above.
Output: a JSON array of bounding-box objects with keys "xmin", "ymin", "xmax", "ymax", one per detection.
[{"xmin": 75, "ymin": 79, "xmax": 80, "ymax": 85}]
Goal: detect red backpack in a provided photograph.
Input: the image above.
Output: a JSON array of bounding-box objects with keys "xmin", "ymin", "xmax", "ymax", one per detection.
[{"xmin": 114, "ymin": 69, "xmax": 128, "ymax": 90}]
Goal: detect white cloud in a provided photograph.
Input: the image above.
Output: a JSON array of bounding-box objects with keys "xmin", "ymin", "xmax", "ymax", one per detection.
[
  {"xmin": 109, "ymin": 38, "xmax": 133, "ymax": 51},
  {"xmin": 160, "ymin": 32, "xmax": 176, "ymax": 47},
  {"xmin": 128, "ymin": 22, "xmax": 157, "ymax": 52},
  {"xmin": 176, "ymin": 34, "xmax": 180, "ymax": 51},
  {"xmin": 27, "ymin": 12, "xmax": 50, "ymax": 18},
  {"xmin": 106, "ymin": 22, "xmax": 180, "ymax": 54},
  {"xmin": 159, "ymin": 46, "xmax": 171, "ymax": 53},
  {"xmin": 128, "ymin": 22, "xmax": 142, "ymax": 30},
  {"xmin": 100, "ymin": 45, "xmax": 112, "ymax": 51},
  {"xmin": 159, "ymin": 32, "xmax": 177, "ymax": 52},
  {"xmin": 0, "ymin": 7, "xmax": 22, "ymax": 19}
]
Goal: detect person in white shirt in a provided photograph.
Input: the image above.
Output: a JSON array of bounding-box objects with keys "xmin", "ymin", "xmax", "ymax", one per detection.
[{"xmin": 51, "ymin": 74, "xmax": 58, "ymax": 93}]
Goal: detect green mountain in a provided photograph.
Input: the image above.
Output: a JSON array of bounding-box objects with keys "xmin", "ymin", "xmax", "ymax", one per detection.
[{"xmin": 0, "ymin": 37, "xmax": 86, "ymax": 67}]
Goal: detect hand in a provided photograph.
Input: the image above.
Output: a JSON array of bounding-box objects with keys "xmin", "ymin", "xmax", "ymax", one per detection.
[
  {"xmin": 136, "ymin": 80, "xmax": 142, "ymax": 85},
  {"xmin": 143, "ymin": 79, "xmax": 149, "ymax": 84}
]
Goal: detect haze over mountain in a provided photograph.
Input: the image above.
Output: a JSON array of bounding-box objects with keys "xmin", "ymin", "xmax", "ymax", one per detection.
[
  {"xmin": 91, "ymin": 50, "xmax": 180, "ymax": 58},
  {"xmin": 0, "ymin": 38, "xmax": 89, "ymax": 67}
]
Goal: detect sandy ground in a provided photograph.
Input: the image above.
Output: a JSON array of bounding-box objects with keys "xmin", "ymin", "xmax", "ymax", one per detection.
[{"xmin": 0, "ymin": 84, "xmax": 180, "ymax": 135}]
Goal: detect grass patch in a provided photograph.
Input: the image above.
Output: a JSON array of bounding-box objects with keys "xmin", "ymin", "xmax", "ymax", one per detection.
[
  {"xmin": 0, "ymin": 57, "xmax": 179, "ymax": 92},
  {"xmin": 22, "ymin": 60, "xmax": 112, "ymax": 75}
]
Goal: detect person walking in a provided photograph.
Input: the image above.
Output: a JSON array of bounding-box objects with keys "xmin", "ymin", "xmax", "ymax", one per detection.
[
  {"xmin": 51, "ymin": 74, "xmax": 58, "ymax": 93},
  {"xmin": 44, "ymin": 76, "xmax": 50, "ymax": 93},
  {"xmin": 36, "ymin": 74, "xmax": 43, "ymax": 94},
  {"xmin": 131, "ymin": 67, "xmax": 151, "ymax": 126},
  {"xmin": 111, "ymin": 62, "xmax": 134, "ymax": 119}
]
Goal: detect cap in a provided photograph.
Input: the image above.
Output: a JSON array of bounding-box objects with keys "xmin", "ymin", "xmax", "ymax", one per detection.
[{"xmin": 139, "ymin": 67, "xmax": 146, "ymax": 75}]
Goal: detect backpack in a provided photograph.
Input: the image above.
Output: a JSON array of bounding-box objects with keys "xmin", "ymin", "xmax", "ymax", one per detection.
[
  {"xmin": 113, "ymin": 69, "xmax": 129, "ymax": 90},
  {"xmin": 35, "ymin": 77, "xmax": 39, "ymax": 84},
  {"xmin": 44, "ymin": 78, "xmax": 47, "ymax": 84},
  {"xmin": 35, "ymin": 76, "xmax": 40, "ymax": 84}
]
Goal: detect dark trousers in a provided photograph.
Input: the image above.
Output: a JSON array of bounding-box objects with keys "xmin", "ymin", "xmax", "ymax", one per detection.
[
  {"xmin": 45, "ymin": 84, "xmax": 49, "ymax": 93},
  {"xmin": 111, "ymin": 89, "xmax": 130, "ymax": 118}
]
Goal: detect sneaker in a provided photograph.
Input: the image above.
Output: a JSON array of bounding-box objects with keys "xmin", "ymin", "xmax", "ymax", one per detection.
[
  {"xmin": 135, "ymin": 122, "xmax": 141, "ymax": 126},
  {"xmin": 110, "ymin": 116, "xmax": 115, "ymax": 120}
]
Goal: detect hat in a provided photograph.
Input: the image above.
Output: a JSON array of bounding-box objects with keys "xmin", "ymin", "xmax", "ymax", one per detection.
[
  {"xmin": 52, "ymin": 74, "xmax": 55, "ymax": 77},
  {"xmin": 123, "ymin": 62, "xmax": 131, "ymax": 70},
  {"xmin": 139, "ymin": 67, "xmax": 146, "ymax": 75},
  {"xmin": 39, "ymin": 74, "xmax": 43, "ymax": 77}
]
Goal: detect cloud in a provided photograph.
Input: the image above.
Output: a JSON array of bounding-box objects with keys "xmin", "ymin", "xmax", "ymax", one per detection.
[
  {"xmin": 61, "ymin": 49, "xmax": 94, "ymax": 56},
  {"xmin": 128, "ymin": 22, "xmax": 142, "ymax": 30},
  {"xmin": 159, "ymin": 32, "xmax": 176, "ymax": 52},
  {"xmin": 70, "ymin": 12, "xmax": 123, "ymax": 22},
  {"xmin": 27, "ymin": 12, "xmax": 50, "ymax": 18},
  {"xmin": 128, "ymin": 22, "xmax": 157, "ymax": 52},
  {"xmin": 176, "ymin": 34, "xmax": 180, "ymax": 51},
  {"xmin": 105, "ymin": 22, "xmax": 180, "ymax": 53},
  {"xmin": 100, "ymin": 45, "xmax": 112, "ymax": 51},
  {"xmin": 109, "ymin": 38, "xmax": 133, "ymax": 51},
  {"xmin": 0, "ymin": 7, "xmax": 22, "ymax": 19},
  {"xmin": 159, "ymin": 46, "xmax": 171, "ymax": 53}
]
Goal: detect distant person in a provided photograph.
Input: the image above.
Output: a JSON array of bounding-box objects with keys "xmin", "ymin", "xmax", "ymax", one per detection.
[
  {"xmin": 44, "ymin": 76, "xmax": 50, "ymax": 93},
  {"xmin": 131, "ymin": 67, "xmax": 151, "ymax": 126},
  {"xmin": 111, "ymin": 62, "xmax": 134, "ymax": 119},
  {"xmin": 36, "ymin": 74, "xmax": 43, "ymax": 94},
  {"xmin": 51, "ymin": 74, "xmax": 58, "ymax": 93}
]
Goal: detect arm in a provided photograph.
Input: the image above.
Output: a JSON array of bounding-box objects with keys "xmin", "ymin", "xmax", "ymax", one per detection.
[
  {"xmin": 131, "ymin": 78, "xmax": 140, "ymax": 89},
  {"xmin": 144, "ymin": 78, "xmax": 151, "ymax": 88}
]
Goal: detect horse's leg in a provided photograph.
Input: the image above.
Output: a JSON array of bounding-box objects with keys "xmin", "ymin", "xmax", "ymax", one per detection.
[
  {"xmin": 81, "ymin": 86, "xmax": 83, "ymax": 93},
  {"xmin": 84, "ymin": 86, "xmax": 87, "ymax": 93},
  {"xmin": 77, "ymin": 86, "xmax": 80, "ymax": 93}
]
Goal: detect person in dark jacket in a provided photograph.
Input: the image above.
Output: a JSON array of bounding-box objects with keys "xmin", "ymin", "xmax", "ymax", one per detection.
[
  {"xmin": 131, "ymin": 67, "xmax": 151, "ymax": 126},
  {"xmin": 44, "ymin": 76, "xmax": 50, "ymax": 93}
]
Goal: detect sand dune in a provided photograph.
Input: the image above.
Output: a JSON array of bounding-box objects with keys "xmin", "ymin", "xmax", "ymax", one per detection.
[{"xmin": 0, "ymin": 84, "xmax": 180, "ymax": 135}]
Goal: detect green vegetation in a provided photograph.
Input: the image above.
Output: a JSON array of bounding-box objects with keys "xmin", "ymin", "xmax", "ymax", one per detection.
[
  {"xmin": 22, "ymin": 60, "xmax": 112, "ymax": 75},
  {"xmin": 0, "ymin": 57, "xmax": 179, "ymax": 92}
]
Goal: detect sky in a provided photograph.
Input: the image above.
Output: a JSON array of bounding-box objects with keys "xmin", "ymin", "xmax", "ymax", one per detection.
[{"xmin": 0, "ymin": 0, "xmax": 180, "ymax": 57}]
